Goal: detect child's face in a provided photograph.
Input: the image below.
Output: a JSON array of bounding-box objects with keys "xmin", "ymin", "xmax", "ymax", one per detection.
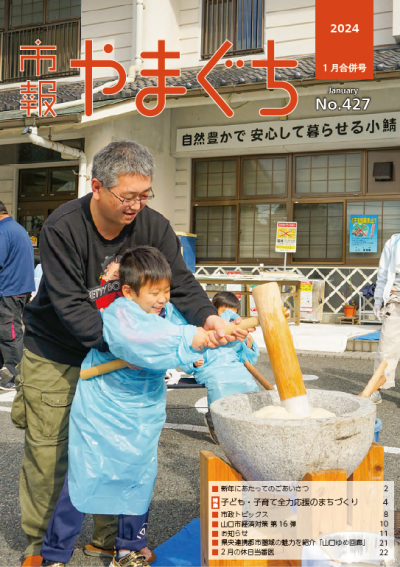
[
  {"xmin": 122, "ymin": 278, "xmax": 171, "ymax": 314},
  {"xmin": 217, "ymin": 306, "xmax": 238, "ymax": 316}
]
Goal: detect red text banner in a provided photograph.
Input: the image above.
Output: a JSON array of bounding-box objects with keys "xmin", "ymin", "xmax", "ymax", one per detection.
[{"xmin": 315, "ymin": 0, "xmax": 374, "ymax": 80}]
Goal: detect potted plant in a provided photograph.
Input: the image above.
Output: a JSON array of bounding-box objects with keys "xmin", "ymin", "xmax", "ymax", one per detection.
[{"xmin": 343, "ymin": 298, "xmax": 357, "ymax": 318}]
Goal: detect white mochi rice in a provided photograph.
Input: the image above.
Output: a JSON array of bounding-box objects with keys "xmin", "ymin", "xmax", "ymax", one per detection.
[{"xmin": 252, "ymin": 405, "xmax": 336, "ymax": 420}]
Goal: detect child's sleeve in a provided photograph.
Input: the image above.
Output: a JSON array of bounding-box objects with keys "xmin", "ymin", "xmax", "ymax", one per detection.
[
  {"xmin": 103, "ymin": 303, "xmax": 201, "ymax": 370},
  {"xmin": 236, "ymin": 336, "xmax": 259, "ymax": 365}
]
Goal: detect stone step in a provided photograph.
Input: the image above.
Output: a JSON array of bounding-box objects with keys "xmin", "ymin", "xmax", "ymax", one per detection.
[{"xmin": 346, "ymin": 338, "xmax": 379, "ymax": 353}]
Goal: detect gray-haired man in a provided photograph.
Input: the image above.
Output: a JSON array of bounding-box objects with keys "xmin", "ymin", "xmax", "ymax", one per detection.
[{"xmin": 14, "ymin": 140, "xmax": 247, "ymax": 566}]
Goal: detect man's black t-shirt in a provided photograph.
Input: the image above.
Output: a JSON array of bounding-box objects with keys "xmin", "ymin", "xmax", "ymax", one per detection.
[{"xmin": 24, "ymin": 194, "xmax": 216, "ymax": 366}]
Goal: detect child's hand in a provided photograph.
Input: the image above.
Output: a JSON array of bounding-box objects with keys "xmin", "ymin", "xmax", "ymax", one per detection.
[
  {"xmin": 192, "ymin": 328, "xmax": 212, "ymax": 351},
  {"xmin": 194, "ymin": 358, "xmax": 204, "ymax": 367},
  {"xmin": 246, "ymin": 335, "xmax": 253, "ymax": 349}
]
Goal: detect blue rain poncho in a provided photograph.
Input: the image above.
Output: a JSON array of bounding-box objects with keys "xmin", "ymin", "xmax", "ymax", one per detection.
[
  {"xmin": 68, "ymin": 297, "xmax": 202, "ymax": 516},
  {"xmin": 179, "ymin": 309, "xmax": 259, "ymax": 405}
]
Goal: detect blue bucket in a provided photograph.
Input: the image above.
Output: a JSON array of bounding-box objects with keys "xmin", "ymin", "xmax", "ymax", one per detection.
[{"xmin": 374, "ymin": 418, "xmax": 382, "ymax": 443}]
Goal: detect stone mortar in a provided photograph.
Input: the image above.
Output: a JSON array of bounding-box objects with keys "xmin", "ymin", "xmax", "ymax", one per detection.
[{"xmin": 210, "ymin": 390, "xmax": 376, "ymax": 481}]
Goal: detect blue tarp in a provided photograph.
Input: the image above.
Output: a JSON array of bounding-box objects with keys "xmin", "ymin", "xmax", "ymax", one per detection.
[
  {"xmin": 153, "ymin": 519, "xmax": 201, "ymax": 567},
  {"xmin": 356, "ymin": 332, "xmax": 381, "ymax": 341}
]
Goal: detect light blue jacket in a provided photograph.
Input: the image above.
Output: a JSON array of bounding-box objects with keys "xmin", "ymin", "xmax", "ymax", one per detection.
[
  {"xmin": 68, "ymin": 297, "xmax": 201, "ymax": 515},
  {"xmin": 178, "ymin": 309, "xmax": 259, "ymax": 406}
]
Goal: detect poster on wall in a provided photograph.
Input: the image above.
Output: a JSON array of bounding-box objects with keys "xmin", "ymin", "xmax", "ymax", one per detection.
[
  {"xmin": 349, "ymin": 215, "xmax": 378, "ymax": 253},
  {"xmin": 275, "ymin": 222, "xmax": 297, "ymax": 253},
  {"xmin": 300, "ymin": 281, "xmax": 313, "ymax": 312}
]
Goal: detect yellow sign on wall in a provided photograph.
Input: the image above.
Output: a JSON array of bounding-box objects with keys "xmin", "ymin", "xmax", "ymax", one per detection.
[{"xmin": 275, "ymin": 222, "xmax": 297, "ymax": 252}]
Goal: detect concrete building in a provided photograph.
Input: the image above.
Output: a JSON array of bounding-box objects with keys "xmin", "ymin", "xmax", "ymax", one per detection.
[{"xmin": 0, "ymin": 0, "xmax": 399, "ymax": 318}]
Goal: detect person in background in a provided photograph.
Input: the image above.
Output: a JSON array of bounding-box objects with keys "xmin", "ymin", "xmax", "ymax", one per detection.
[
  {"xmin": 179, "ymin": 291, "xmax": 259, "ymax": 443},
  {"xmin": 0, "ymin": 201, "xmax": 35, "ymax": 390},
  {"xmin": 372, "ymin": 233, "xmax": 400, "ymax": 403}
]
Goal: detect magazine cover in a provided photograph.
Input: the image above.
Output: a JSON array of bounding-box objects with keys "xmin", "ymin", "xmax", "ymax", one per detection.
[{"xmin": 0, "ymin": 1, "xmax": 398, "ymax": 566}]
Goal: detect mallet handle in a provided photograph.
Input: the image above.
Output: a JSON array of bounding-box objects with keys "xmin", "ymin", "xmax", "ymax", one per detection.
[
  {"xmin": 244, "ymin": 361, "xmax": 275, "ymax": 391},
  {"xmin": 359, "ymin": 360, "xmax": 388, "ymax": 399},
  {"xmin": 80, "ymin": 317, "xmax": 260, "ymax": 380}
]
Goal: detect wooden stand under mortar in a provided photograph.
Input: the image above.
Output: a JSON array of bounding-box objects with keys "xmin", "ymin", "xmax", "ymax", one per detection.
[{"xmin": 200, "ymin": 444, "xmax": 384, "ymax": 567}]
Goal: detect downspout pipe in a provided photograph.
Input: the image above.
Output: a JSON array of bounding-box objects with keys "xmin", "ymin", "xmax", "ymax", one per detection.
[
  {"xmin": 24, "ymin": 126, "xmax": 88, "ymax": 197},
  {"xmin": 128, "ymin": 0, "xmax": 144, "ymax": 79}
]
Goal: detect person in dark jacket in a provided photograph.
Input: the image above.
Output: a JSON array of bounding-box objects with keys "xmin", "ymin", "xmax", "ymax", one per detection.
[
  {"xmin": 14, "ymin": 140, "xmax": 248, "ymax": 567},
  {"xmin": 0, "ymin": 201, "xmax": 35, "ymax": 389}
]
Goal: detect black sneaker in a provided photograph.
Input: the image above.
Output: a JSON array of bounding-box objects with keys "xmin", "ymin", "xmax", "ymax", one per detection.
[
  {"xmin": 204, "ymin": 410, "xmax": 219, "ymax": 444},
  {"xmin": 0, "ymin": 381, "xmax": 16, "ymax": 391}
]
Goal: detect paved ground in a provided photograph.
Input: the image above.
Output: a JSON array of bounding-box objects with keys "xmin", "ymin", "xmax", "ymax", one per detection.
[{"xmin": 0, "ymin": 352, "xmax": 399, "ymax": 566}]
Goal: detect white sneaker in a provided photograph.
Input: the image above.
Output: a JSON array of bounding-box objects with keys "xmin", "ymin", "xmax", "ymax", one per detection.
[{"xmin": 369, "ymin": 391, "xmax": 382, "ymax": 404}]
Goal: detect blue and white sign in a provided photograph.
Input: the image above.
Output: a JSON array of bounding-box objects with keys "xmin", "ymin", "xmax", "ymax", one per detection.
[{"xmin": 349, "ymin": 215, "xmax": 378, "ymax": 253}]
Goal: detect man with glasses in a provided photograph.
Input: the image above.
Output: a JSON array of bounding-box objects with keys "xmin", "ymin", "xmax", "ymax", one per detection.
[{"xmin": 14, "ymin": 140, "xmax": 248, "ymax": 567}]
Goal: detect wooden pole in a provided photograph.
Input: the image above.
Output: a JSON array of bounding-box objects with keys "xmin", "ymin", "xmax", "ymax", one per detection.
[
  {"xmin": 244, "ymin": 361, "xmax": 275, "ymax": 391},
  {"xmin": 252, "ymin": 282, "xmax": 310, "ymax": 417},
  {"xmin": 80, "ymin": 317, "xmax": 260, "ymax": 380},
  {"xmin": 359, "ymin": 360, "xmax": 388, "ymax": 398}
]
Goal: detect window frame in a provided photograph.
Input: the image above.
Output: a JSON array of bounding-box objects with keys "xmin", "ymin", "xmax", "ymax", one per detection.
[
  {"xmin": 192, "ymin": 156, "xmax": 240, "ymax": 201},
  {"xmin": 191, "ymin": 147, "xmax": 400, "ymax": 266},
  {"xmin": 240, "ymin": 153, "xmax": 289, "ymax": 200},
  {"xmin": 18, "ymin": 165, "xmax": 78, "ymax": 202},
  {"xmin": 192, "ymin": 201, "xmax": 239, "ymax": 264},
  {"xmin": 0, "ymin": 0, "xmax": 80, "ymax": 32},
  {"xmin": 291, "ymin": 199, "xmax": 346, "ymax": 265},
  {"xmin": 237, "ymin": 200, "xmax": 288, "ymax": 263},
  {"xmin": 201, "ymin": 0, "xmax": 265, "ymax": 60},
  {"xmin": 293, "ymin": 149, "xmax": 366, "ymax": 198}
]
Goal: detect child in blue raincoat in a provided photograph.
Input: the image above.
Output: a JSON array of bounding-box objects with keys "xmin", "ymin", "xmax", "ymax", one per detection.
[
  {"xmin": 40, "ymin": 246, "xmax": 214, "ymax": 567},
  {"xmin": 180, "ymin": 291, "xmax": 259, "ymax": 443}
]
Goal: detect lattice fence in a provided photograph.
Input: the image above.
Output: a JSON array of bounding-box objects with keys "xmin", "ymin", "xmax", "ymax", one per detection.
[{"xmin": 195, "ymin": 265, "xmax": 378, "ymax": 315}]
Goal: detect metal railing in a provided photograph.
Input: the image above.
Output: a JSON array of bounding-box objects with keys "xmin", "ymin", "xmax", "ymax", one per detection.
[
  {"xmin": 195, "ymin": 264, "xmax": 378, "ymax": 315},
  {"xmin": 202, "ymin": 0, "xmax": 264, "ymax": 58},
  {"xmin": 1, "ymin": 20, "xmax": 80, "ymax": 83}
]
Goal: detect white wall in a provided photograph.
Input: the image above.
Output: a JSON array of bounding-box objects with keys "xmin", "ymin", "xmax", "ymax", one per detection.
[
  {"xmin": 81, "ymin": 0, "xmax": 133, "ymax": 79},
  {"xmin": 0, "ymin": 167, "xmax": 16, "ymax": 218},
  {"xmin": 81, "ymin": 0, "xmax": 181, "ymax": 79}
]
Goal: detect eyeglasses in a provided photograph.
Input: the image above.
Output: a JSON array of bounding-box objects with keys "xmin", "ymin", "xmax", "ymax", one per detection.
[{"xmin": 105, "ymin": 186, "xmax": 155, "ymax": 206}]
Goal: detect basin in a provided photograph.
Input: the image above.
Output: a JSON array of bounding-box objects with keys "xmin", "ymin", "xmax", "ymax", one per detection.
[{"xmin": 210, "ymin": 390, "xmax": 376, "ymax": 481}]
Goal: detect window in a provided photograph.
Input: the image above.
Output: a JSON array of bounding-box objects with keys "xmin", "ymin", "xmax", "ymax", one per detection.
[
  {"xmin": 0, "ymin": 0, "xmax": 6, "ymax": 28},
  {"xmin": 19, "ymin": 166, "xmax": 77, "ymax": 200},
  {"xmin": 6, "ymin": 0, "xmax": 80, "ymax": 28},
  {"xmin": 295, "ymin": 152, "xmax": 362, "ymax": 195},
  {"xmin": 10, "ymin": 0, "xmax": 43, "ymax": 27},
  {"xmin": 242, "ymin": 157, "xmax": 286, "ymax": 196},
  {"xmin": 194, "ymin": 159, "xmax": 237, "ymax": 198},
  {"xmin": 239, "ymin": 203, "xmax": 286, "ymax": 259},
  {"xmin": 1, "ymin": 0, "xmax": 81, "ymax": 82},
  {"xmin": 202, "ymin": 0, "xmax": 264, "ymax": 58},
  {"xmin": 347, "ymin": 201, "xmax": 400, "ymax": 259},
  {"xmin": 293, "ymin": 202, "xmax": 343, "ymax": 261},
  {"xmin": 193, "ymin": 205, "xmax": 237, "ymax": 261},
  {"xmin": 192, "ymin": 155, "xmax": 288, "ymax": 263},
  {"xmin": 47, "ymin": 0, "xmax": 80, "ymax": 22}
]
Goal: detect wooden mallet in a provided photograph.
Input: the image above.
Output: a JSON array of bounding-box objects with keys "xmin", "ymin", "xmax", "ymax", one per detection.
[
  {"xmin": 80, "ymin": 316, "xmax": 260, "ymax": 380},
  {"xmin": 252, "ymin": 281, "xmax": 311, "ymax": 418},
  {"xmin": 359, "ymin": 360, "xmax": 388, "ymax": 398}
]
